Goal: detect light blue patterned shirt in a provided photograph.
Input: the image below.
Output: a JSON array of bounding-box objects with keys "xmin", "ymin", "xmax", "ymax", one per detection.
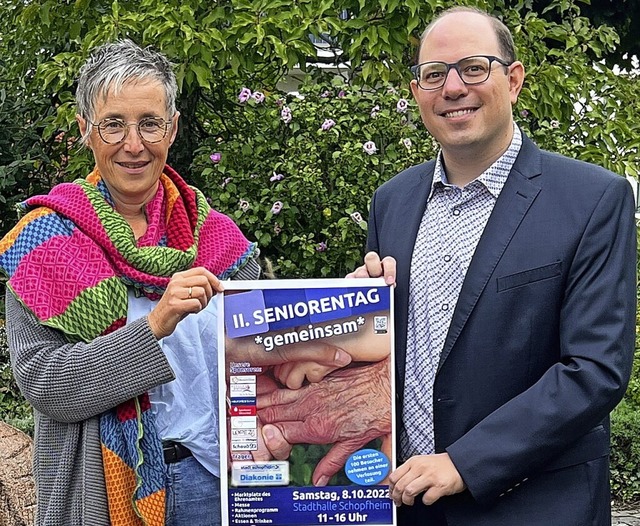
[{"xmin": 401, "ymin": 124, "xmax": 523, "ymax": 458}]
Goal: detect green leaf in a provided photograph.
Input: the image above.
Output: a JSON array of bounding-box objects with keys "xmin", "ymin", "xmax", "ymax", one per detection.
[{"xmin": 191, "ymin": 64, "xmax": 211, "ymax": 88}]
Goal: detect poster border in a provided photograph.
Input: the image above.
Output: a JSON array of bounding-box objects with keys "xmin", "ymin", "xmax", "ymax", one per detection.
[{"xmin": 217, "ymin": 277, "xmax": 397, "ymax": 526}]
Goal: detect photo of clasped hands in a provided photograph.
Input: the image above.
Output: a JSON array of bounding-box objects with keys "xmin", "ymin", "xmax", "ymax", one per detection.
[{"xmin": 225, "ymin": 311, "xmax": 392, "ymax": 488}]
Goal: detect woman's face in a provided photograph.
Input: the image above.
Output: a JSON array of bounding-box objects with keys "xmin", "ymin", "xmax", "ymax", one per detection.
[{"xmin": 76, "ymin": 79, "xmax": 179, "ymax": 211}]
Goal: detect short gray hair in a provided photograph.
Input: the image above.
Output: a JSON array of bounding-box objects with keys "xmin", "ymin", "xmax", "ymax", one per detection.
[
  {"xmin": 418, "ymin": 6, "xmax": 517, "ymax": 65},
  {"xmin": 76, "ymin": 39, "xmax": 177, "ymax": 141}
]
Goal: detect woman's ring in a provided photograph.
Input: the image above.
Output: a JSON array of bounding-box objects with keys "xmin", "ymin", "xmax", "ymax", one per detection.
[{"xmin": 188, "ymin": 286, "xmax": 193, "ymax": 299}]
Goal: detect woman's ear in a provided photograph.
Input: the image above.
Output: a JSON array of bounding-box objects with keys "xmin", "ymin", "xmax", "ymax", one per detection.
[
  {"xmin": 76, "ymin": 115, "xmax": 92, "ymax": 148},
  {"xmin": 169, "ymin": 111, "xmax": 180, "ymax": 146}
]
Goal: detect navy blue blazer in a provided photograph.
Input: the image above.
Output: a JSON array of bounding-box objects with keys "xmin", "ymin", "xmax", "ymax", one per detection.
[{"xmin": 367, "ymin": 134, "xmax": 636, "ymax": 525}]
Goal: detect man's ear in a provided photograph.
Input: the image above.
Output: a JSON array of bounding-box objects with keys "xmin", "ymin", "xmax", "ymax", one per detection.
[
  {"xmin": 508, "ymin": 61, "xmax": 525, "ymax": 104},
  {"xmin": 410, "ymin": 79, "xmax": 420, "ymax": 100}
]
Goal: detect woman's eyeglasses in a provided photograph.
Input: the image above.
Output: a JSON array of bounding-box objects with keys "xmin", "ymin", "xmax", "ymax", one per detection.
[{"xmin": 90, "ymin": 117, "xmax": 172, "ymax": 144}]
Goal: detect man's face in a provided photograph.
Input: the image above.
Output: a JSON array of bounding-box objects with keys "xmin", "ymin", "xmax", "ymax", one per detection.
[{"xmin": 411, "ymin": 12, "xmax": 524, "ymax": 164}]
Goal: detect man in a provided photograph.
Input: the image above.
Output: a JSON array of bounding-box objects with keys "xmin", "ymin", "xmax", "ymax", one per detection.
[{"xmin": 350, "ymin": 6, "xmax": 636, "ymax": 525}]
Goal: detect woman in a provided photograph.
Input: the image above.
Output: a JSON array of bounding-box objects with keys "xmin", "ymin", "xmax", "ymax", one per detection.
[{"xmin": 0, "ymin": 40, "xmax": 260, "ymax": 525}]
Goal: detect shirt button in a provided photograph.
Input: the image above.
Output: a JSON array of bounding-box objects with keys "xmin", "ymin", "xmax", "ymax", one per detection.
[
  {"xmin": 442, "ymin": 303, "xmax": 449, "ymax": 311},
  {"xmin": 444, "ymin": 255, "xmax": 452, "ymax": 262},
  {"xmin": 452, "ymin": 209, "xmax": 461, "ymax": 216}
]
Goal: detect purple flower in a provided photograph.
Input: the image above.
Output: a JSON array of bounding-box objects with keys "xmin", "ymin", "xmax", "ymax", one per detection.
[
  {"xmin": 281, "ymin": 107, "xmax": 292, "ymax": 124},
  {"xmin": 321, "ymin": 90, "xmax": 332, "ymax": 98},
  {"xmin": 338, "ymin": 90, "xmax": 346, "ymax": 98},
  {"xmin": 520, "ymin": 109, "xmax": 529, "ymax": 118},
  {"xmin": 209, "ymin": 152, "xmax": 222, "ymax": 164},
  {"xmin": 222, "ymin": 177, "xmax": 232, "ymax": 187},
  {"xmin": 270, "ymin": 201, "xmax": 283, "ymax": 215},
  {"xmin": 238, "ymin": 87, "xmax": 252, "ymax": 103},
  {"xmin": 321, "ymin": 119, "xmax": 336, "ymax": 131},
  {"xmin": 396, "ymin": 98, "xmax": 409, "ymax": 113},
  {"xmin": 252, "ymin": 91, "xmax": 265, "ymax": 103},
  {"xmin": 238, "ymin": 199, "xmax": 250, "ymax": 211},
  {"xmin": 270, "ymin": 172, "xmax": 284, "ymax": 182},
  {"xmin": 401, "ymin": 138, "xmax": 412, "ymax": 150},
  {"xmin": 370, "ymin": 105, "xmax": 380, "ymax": 118},
  {"xmin": 363, "ymin": 140, "xmax": 378, "ymax": 155},
  {"xmin": 275, "ymin": 98, "xmax": 284, "ymax": 107},
  {"xmin": 316, "ymin": 241, "xmax": 328, "ymax": 252}
]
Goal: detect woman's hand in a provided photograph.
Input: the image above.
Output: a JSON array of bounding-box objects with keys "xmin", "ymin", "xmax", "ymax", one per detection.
[{"xmin": 147, "ymin": 267, "xmax": 223, "ymax": 339}]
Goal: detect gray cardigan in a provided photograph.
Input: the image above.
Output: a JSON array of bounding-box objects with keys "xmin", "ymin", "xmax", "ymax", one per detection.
[{"xmin": 6, "ymin": 257, "xmax": 261, "ymax": 525}]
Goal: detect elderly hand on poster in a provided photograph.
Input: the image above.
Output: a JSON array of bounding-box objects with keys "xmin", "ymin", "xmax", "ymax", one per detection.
[
  {"xmin": 226, "ymin": 337, "xmax": 353, "ymax": 463},
  {"xmin": 257, "ymin": 356, "xmax": 392, "ymax": 486}
]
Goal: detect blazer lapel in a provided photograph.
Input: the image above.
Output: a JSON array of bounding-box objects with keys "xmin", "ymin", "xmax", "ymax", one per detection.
[{"xmin": 437, "ymin": 135, "xmax": 543, "ymax": 372}]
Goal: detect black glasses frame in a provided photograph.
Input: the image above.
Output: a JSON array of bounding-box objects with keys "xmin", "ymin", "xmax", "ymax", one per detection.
[
  {"xmin": 410, "ymin": 55, "xmax": 512, "ymax": 91},
  {"xmin": 89, "ymin": 117, "xmax": 173, "ymax": 144}
]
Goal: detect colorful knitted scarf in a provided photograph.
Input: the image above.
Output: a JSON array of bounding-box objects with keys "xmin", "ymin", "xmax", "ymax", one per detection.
[{"xmin": 0, "ymin": 165, "xmax": 257, "ymax": 525}]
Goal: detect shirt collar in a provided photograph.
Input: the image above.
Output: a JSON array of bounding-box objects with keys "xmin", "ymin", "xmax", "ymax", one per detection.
[{"xmin": 429, "ymin": 123, "xmax": 523, "ymax": 200}]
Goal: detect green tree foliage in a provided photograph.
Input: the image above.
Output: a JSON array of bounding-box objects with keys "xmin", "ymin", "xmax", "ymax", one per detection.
[
  {"xmin": 511, "ymin": 0, "xmax": 640, "ymax": 69},
  {"xmin": 193, "ymin": 80, "xmax": 436, "ymax": 277},
  {"xmin": 0, "ymin": 0, "xmax": 636, "ymax": 186}
]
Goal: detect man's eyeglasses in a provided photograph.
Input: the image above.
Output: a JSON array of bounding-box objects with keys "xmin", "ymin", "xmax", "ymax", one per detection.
[
  {"xmin": 411, "ymin": 55, "xmax": 512, "ymax": 91},
  {"xmin": 90, "ymin": 117, "xmax": 173, "ymax": 144}
]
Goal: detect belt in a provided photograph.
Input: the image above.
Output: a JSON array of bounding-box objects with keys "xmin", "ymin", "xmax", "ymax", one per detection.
[{"xmin": 162, "ymin": 441, "xmax": 193, "ymax": 464}]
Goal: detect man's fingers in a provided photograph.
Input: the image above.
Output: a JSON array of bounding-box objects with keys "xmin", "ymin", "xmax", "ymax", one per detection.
[
  {"xmin": 363, "ymin": 253, "xmax": 396, "ymax": 285},
  {"xmin": 422, "ymin": 486, "xmax": 443, "ymax": 506},
  {"xmin": 363, "ymin": 251, "xmax": 382, "ymax": 275},
  {"xmin": 380, "ymin": 256, "xmax": 396, "ymax": 286},
  {"xmin": 389, "ymin": 463, "xmax": 419, "ymax": 506},
  {"xmin": 389, "ymin": 454, "xmax": 465, "ymax": 507},
  {"xmin": 347, "ymin": 252, "xmax": 396, "ymax": 286},
  {"xmin": 346, "ymin": 265, "xmax": 369, "ymax": 279}
]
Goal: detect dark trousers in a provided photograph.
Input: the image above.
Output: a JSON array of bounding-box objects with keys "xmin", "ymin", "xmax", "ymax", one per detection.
[{"xmin": 397, "ymin": 499, "xmax": 448, "ymax": 525}]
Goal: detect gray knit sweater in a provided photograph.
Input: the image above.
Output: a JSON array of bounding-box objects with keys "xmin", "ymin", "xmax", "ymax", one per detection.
[{"xmin": 6, "ymin": 258, "xmax": 260, "ymax": 525}]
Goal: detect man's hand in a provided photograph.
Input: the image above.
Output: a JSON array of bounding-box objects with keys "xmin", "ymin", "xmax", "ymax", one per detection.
[
  {"xmin": 258, "ymin": 357, "xmax": 392, "ymax": 486},
  {"xmin": 346, "ymin": 252, "xmax": 396, "ymax": 286},
  {"xmin": 389, "ymin": 453, "xmax": 466, "ymax": 506}
]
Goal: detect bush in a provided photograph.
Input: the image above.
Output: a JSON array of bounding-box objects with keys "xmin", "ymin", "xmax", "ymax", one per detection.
[
  {"xmin": 611, "ymin": 399, "xmax": 640, "ymax": 505},
  {"xmin": 191, "ymin": 77, "xmax": 436, "ymax": 278}
]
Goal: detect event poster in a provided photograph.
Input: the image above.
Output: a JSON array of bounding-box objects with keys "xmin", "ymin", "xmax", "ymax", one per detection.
[{"xmin": 217, "ymin": 278, "xmax": 396, "ymax": 526}]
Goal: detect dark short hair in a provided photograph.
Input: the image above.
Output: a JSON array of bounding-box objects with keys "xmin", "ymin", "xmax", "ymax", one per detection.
[{"xmin": 417, "ymin": 6, "xmax": 517, "ymax": 64}]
